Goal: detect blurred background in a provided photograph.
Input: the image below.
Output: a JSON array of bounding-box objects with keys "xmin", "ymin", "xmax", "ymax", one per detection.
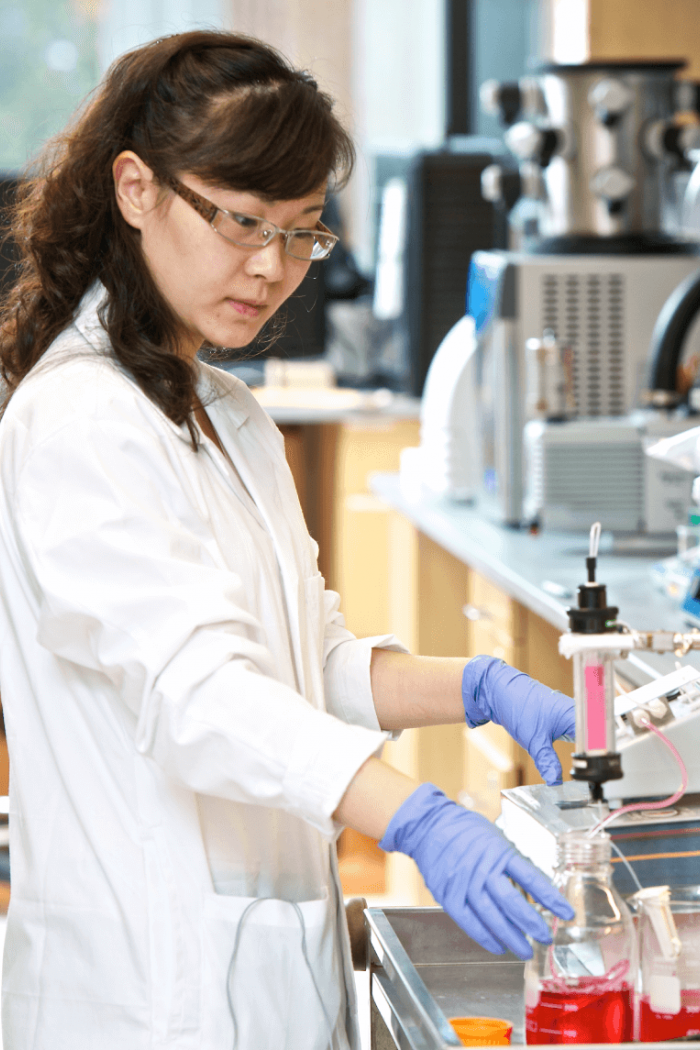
[{"xmin": 5, "ymin": 0, "xmax": 700, "ymax": 912}]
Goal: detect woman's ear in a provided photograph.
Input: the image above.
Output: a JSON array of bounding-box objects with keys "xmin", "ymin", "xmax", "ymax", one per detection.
[{"xmin": 112, "ymin": 151, "xmax": 161, "ymax": 231}]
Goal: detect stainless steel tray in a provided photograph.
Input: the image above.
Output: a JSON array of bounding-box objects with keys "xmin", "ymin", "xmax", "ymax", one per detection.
[{"xmin": 365, "ymin": 905, "xmax": 700, "ymax": 1049}]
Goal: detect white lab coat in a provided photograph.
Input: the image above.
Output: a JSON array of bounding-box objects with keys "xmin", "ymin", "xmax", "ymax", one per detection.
[{"xmin": 0, "ymin": 284, "xmax": 405, "ymax": 1050}]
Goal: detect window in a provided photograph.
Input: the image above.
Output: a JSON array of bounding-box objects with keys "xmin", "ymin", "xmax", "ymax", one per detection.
[
  {"xmin": 0, "ymin": 0, "xmax": 225, "ymax": 172},
  {"xmin": 0, "ymin": 0, "xmax": 100, "ymax": 170}
]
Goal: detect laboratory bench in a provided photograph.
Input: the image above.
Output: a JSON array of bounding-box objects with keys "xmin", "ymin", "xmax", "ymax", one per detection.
[{"xmin": 368, "ymin": 472, "xmax": 693, "ymax": 641}]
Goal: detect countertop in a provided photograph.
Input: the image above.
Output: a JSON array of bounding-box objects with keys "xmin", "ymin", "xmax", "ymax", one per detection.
[
  {"xmin": 253, "ymin": 388, "xmax": 420, "ymax": 425},
  {"xmin": 369, "ymin": 471, "xmax": 699, "ymax": 679}
]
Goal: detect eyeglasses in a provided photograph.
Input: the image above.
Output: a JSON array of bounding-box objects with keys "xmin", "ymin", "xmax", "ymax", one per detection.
[{"xmin": 165, "ymin": 177, "xmax": 339, "ymax": 261}]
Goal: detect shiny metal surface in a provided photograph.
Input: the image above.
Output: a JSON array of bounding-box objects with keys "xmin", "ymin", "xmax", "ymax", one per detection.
[
  {"xmin": 366, "ymin": 907, "xmax": 521, "ymax": 1048},
  {"xmin": 539, "ymin": 64, "xmax": 681, "ymax": 238},
  {"xmin": 367, "ymin": 905, "xmax": 700, "ymax": 1048}
]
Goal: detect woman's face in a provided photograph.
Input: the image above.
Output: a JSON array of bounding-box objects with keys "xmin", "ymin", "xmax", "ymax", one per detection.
[{"xmin": 113, "ymin": 153, "xmax": 325, "ymax": 359}]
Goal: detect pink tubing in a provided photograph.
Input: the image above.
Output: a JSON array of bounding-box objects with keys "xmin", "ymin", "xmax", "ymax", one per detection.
[{"xmin": 587, "ymin": 719, "xmax": 689, "ymax": 837}]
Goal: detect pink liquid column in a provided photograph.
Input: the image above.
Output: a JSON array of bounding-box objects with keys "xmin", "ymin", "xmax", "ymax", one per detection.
[{"xmin": 573, "ymin": 649, "xmax": 616, "ymax": 755}]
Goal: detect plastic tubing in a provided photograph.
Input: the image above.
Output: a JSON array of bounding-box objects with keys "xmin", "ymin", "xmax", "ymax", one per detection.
[{"xmin": 587, "ymin": 717, "xmax": 689, "ymax": 837}]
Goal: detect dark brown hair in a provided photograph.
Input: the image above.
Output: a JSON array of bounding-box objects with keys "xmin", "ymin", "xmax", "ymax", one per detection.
[{"xmin": 0, "ymin": 31, "xmax": 355, "ymax": 439}]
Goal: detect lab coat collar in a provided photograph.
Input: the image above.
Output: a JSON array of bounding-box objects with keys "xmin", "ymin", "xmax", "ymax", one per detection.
[
  {"xmin": 72, "ymin": 281, "xmax": 252, "ymax": 433},
  {"xmin": 195, "ymin": 364, "xmax": 251, "ymax": 432},
  {"xmin": 73, "ymin": 280, "xmax": 109, "ymax": 349},
  {"xmin": 201, "ymin": 367, "xmax": 316, "ymax": 699}
]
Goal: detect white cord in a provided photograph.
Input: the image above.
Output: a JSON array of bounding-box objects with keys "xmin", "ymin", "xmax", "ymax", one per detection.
[
  {"xmin": 610, "ymin": 838, "xmax": 643, "ymax": 893},
  {"xmin": 226, "ymin": 897, "xmax": 335, "ymax": 1050}
]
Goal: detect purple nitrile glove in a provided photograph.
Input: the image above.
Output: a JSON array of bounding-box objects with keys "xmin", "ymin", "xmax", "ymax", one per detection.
[
  {"xmin": 379, "ymin": 783, "xmax": 574, "ymax": 959},
  {"xmin": 462, "ymin": 657, "xmax": 576, "ymax": 787}
]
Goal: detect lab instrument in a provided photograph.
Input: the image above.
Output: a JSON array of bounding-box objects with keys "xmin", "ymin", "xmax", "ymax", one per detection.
[
  {"xmin": 501, "ymin": 520, "xmax": 700, "ymax": 906},
  {"xmin": 421, "ymin": 60, "xmax": 700, "ymax": 527},
  {"xmin": 565, "ymin": 522, "xmax": 622, "ymax": 797}
]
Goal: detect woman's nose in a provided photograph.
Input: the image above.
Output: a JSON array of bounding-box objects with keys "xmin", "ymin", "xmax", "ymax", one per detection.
[{"xmin": 246, "ymin": 235, "xmax": 287, "ymax": 281}]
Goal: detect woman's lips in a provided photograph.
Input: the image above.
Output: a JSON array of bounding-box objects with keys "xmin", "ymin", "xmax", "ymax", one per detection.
[{"xmin": 228, "ymin": 298, "xmax": 264, "ymax": 318}]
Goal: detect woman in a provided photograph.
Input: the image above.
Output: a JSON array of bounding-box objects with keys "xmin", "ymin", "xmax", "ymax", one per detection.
[{"xmin": 0, "ymin": 31, "xmax": 575, "ymax": 1050}]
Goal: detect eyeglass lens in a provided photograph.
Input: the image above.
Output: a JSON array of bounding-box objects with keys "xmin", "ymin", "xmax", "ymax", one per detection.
[{"xmin": 213, "ymin": 212, "xmax": 334, "ymax": 260}]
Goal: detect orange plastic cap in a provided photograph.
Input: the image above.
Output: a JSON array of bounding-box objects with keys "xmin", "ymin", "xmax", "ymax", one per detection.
[{"xmin": 449, "ymin": 1016, "xmax": 513, "ymax": 1046}]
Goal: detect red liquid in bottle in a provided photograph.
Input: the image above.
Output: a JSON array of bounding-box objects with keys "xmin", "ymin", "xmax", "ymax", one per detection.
[
  {"xmin": 639, "ymin": 991, "xmax": 700, "ymax": 1042},
  {"xmin": 525, "ymin": 979, "xmax": 634, "ymax": 1044}
]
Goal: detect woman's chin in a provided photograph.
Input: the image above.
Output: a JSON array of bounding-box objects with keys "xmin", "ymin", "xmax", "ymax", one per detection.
[
  {"xmin": 198, "ymin": 344, "xmax": 254, "ymax": 362},
  {"xmin": 202, "ymin": 318, "xmax": 268, "ymax": 354}
]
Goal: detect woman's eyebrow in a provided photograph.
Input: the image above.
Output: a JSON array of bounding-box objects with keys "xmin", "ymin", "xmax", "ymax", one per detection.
[{"xmin": 302, "ymin": 201, "xmax": 326, "ymax": 214}]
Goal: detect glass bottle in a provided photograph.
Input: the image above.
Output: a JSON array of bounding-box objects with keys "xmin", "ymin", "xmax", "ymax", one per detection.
[
  {"xmin": 524, "ymin": 829, "xmax": 637, "ymax": 1045},
  {"xmin": 633, "ymin": 885, "xmax": 700, "ymax": 1041}
]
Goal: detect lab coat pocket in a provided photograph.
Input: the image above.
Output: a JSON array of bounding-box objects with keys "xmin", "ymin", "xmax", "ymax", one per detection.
[{"xmin": 201, "ymin": 890, "xmax": 344, "ymax": 1050}]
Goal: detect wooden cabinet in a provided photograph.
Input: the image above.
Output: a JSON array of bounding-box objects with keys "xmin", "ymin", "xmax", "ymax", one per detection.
[
  {"xmin": 466, "ymin": 570, "xmax": 527, "ymax": 668},
  {"xmin": 331, "ymin": 419, "xmax": 420, "ymax": 635},
  {"xmin": 462, "ymin": 569, "xmax": 575, "ymax": 820},
  {"xmin": 544, "ymin": 0, "xmax": 700, "ymax": 76}
]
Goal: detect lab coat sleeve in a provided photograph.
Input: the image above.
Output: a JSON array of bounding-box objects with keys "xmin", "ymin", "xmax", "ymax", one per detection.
[
  {"xmin": 320, "ymin": 587, "xmax": 409, "ymax": 732},
  {"xmin": 9, "ymin": 405, "xmax": 386, "ymax": 838}
]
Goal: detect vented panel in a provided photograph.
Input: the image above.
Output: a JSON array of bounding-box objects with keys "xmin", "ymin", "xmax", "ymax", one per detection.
[
  {"xmin": 544, "ymin": 444, "xmax": 644, "ymax": 511},
  {"xmin": 540, "ymin": 272, "xmax": 626, "ymax": 416},
  {"xmin": 405, "ymin": 150, "xmax": 499, "ymax": 396}
]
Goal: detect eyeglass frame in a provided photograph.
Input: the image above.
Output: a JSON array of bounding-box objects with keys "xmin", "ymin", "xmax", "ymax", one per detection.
[{"xmin": 164, "ymin": 176, "xmax": 339, "ymax": 261}]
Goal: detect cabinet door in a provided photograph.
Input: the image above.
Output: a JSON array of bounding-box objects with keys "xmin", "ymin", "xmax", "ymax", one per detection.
[
  {"xmin": 468, "ymin": 618, "xmax": 525, "ymax": 669},
  {"xmin": 463, "ymin": 723, "xmax": 521, "ymax": 821},
  {"xmin": 468, "ymin": 570, "xmax": 527, "ymax": 646},
  {"xmin": 333, "ymin": 420, "xmax": 419, "ymax": 637},
  {"xmin": 464, "ymin": 575, "xmax": 575, "ymax": 801}
]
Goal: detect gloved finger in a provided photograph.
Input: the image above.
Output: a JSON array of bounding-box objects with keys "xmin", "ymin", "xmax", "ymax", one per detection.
[
  {"xmin": 467, "ymin": 889, "xmax": 535, "ymax": 960},
  {"xmin": 441, "ymin": 890, "xmax": 509, "ymax": 956},
  {"xmin": 457, "ymin": 843, "xmax": 541, "ymax": 959},
  {"xmin": 462, "ymin": 833, "xmax": 512, "ymax": 904},
  {"xmin": 554, "ymin": 697, "xmax": 576, "ymax": 740},
  {"xmin": 505, "ymin": 854, "xmax": 575, "ymax": 921},
  {"xmin": 489, "ymin": 876, "xmax": 552, "ymax": 944},
  {"xmin": 531, "ymin": 742, "xmax": 564, "ymax": 787}
]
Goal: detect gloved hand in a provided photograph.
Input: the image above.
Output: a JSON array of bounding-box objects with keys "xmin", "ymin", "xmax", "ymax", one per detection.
[
  {"xmin": 462, "ymin": 656, "xmax": 575, "ymax": 786},
  {"xmin": 379, "ymin": 783, "xmax": 574, "ymax": 959}
]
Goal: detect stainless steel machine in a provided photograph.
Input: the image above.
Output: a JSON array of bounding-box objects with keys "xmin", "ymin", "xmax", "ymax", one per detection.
[
  {"xmin": 422, "ymin": 61, "xmax": 700, "ymax": 530},
  {"xmin": 481, "ymin": 62, "xmax": 700, "ymax": 243}
]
